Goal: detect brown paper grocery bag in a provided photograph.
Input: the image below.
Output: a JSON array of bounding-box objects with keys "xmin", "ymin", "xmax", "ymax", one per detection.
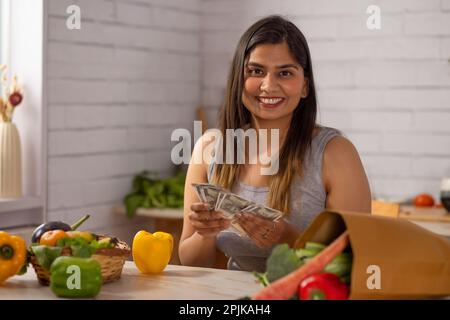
[{"xmin": 294, "ymin": 210, "xmax": 450, "ymax": 299}]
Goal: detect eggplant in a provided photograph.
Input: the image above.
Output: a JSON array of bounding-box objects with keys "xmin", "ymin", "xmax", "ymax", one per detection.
[{"xmin": 31, "ymin": 214, "xmax": 90, "ymax": 243}]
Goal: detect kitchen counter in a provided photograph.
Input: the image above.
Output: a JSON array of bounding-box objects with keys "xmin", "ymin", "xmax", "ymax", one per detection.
[
  {"xmin": 411, "ymin": 220, "xmax": 450, "ymax": 238},
  {"xmin": 399, "ymin": 206, "xmax": 450, "ymax": 238},
  {"xmin": 0, "ymin": 262, "xmax": 262, "ymax": 300}
]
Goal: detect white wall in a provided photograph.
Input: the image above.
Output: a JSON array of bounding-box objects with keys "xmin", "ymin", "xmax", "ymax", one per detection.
[
  {"xmin": 43, "ymin": 0, "xmax": 450, "ymax": 240},
  {"xmin": 201, "ymin": 0, "xmax": 450, "ymax": 202},
  {"xmin": 45, "ymin": 0, "xmax": 200, "ymax": 241}
]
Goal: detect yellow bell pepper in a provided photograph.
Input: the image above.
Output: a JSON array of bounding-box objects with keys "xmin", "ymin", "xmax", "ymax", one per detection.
[
  {"xmin": 132, "ymin": 230, "xmax": 173, "ymax": 274},
  {"xmin": 0, "ymin": 231, "xmax": 27, "ymax": 284}
]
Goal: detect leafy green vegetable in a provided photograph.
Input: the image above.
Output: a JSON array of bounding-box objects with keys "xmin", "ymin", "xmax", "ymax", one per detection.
[
  {"xmin": 253, "ymin": 272, "xmax": 270, "ymax": 287},
  {"xmin": 56, "ymin": 237, "xmax": 113, "ymax": 258},
  {"xmin": 124, "ymin": 194, "xmax": 145, "ymax": 218},
  {"xmin": 17, "ymin": 262, "xmax": 28, "ymax": 275},
  {"xmin": 90, "ymin": 239, "xmax": 114, "ymax": 250},
  {"xmin": 124, "ymin": 170, "xmax": 186, "ymax": 218},
  {"xmin": 253, "ymin": 241, "xmax": 353, "ymax": 287},
  {"xmin": 31, "ymin": 237, "xmax": 116, "ymax": 271},
  {"xmin": 31, "ymin": 245, "xmax": 63, "ymax": 270},
  {"xmin": 266, "ymin": 244, "xmax": 303, "ymax": 283}
]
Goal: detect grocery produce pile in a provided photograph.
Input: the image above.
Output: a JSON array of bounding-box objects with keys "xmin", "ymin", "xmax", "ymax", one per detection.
[
  {"xmin": 251, "ymin": 235, "xmax": 352, "ymax": 300},
  {"xmin": 28, "ymin": 215, "xmax": 130, "ymax": 297},
  {"xmin": 20, "ymin": 214, "xmax": 129, "ymax": 298},
  {"xmin": 1, "ymin": 214, "xmax": 174, "ymax": 299}
]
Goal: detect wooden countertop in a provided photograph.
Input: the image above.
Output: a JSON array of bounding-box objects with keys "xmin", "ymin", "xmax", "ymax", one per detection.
[
  {"xmin": 0, "ymin": 262, "xmax": 262, "ymax": 300},
  {"xmin": 399, "ymin": 206, "xmax": 450, "ymax": 238},
  {"xmin": 399, "ymin": 206, "xmax": 450, "ymax": 222}
]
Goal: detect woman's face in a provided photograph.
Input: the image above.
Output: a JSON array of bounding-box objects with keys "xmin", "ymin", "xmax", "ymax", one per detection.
[{"xmin": 242, "ymin": 41, "xmax": 308, "ymax": 123}]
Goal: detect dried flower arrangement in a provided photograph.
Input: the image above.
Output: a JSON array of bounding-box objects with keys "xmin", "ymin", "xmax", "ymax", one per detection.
[{"xmin": 0, "ymin": 64, "xmax": 24, "ymax": 122}]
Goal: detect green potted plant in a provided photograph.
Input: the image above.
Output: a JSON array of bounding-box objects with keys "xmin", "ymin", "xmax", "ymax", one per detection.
[{"xmin": 123, "ymin": 170, "xmax": 186, "ymax": 219}]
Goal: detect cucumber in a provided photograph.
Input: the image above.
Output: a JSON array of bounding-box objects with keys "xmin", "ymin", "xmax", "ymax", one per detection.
[
  {"xmin": 330, "ymin": 253, "xmax": 352, "ymax": 264},
  {"xmin": 324, "ymin": 261, "xmax": 352, "ymax": 277},
  {"xmin": 304, "ymin": 242, "xmax": 326, "ymax": 252},
  {"xmin": 295, "ymin": 248, "xmax": 320, "ymax": 259}
]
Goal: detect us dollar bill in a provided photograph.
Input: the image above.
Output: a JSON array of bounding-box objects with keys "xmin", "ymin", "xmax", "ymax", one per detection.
[
  {"xmin": 216, "ymin": 192, "xmax": 253, "ymax": 219},
  {"xmin": 191, "ymin": 182, "xmax": 283, "ymax": 223}
]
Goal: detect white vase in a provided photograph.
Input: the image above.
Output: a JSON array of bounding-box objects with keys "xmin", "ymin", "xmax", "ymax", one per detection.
[{"xmin": 0, "ymin": 122, "xmax": 22, "ymax": 198}]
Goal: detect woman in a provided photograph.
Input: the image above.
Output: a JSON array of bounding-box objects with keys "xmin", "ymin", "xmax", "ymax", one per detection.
[{"xmin": 179, "ymin": 15, "xmax": 371, "ymax": 272}]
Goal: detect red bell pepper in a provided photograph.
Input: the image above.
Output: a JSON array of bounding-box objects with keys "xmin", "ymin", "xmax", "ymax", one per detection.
[{"xmin": 299, "ymin": 273, "xmax": 349, "ymax": 300}]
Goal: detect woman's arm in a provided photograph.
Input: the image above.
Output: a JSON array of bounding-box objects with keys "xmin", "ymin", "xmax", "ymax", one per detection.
[
  {"xmin": 322, "ymin": 136, "xmax": 372, "ymax": 213},
  {"xmin": 178, "ymin": 132, "xmax": 223, "ymax": 267},
  {"xmin": 232, "ymin": 135, "xmax": 371, "ymax": 250}
]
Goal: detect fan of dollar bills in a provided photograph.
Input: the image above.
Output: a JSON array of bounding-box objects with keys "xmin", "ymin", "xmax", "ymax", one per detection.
[{"xmin": 192, "ymin": 183, "xmax": 283, "ymax": 237}]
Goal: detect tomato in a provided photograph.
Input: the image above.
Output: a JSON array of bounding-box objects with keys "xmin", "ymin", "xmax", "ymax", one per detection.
[
  {"xmin": 40, "ymin": 230, "xmax": 68, "ymax": 246},
  {"xmin": 413, "ymin": 194, "xmax": 435, "ymax": 207}
]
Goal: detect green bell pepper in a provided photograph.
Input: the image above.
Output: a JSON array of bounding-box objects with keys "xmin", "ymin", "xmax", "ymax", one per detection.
[{"xmin": 50, "ymin": 256, "xmax": 102, "ymax": 298}]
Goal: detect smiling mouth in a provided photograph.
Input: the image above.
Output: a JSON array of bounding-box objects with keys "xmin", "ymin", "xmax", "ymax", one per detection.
[{"xmin": 256, "ymin": 97, "xmax": 285, "ymax": 108}]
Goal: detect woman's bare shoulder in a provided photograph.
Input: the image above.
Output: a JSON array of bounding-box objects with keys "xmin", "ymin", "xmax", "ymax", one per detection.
[
  {"xmin": 322, "ymin": 135, "xmax": 371, "ymax": 212},
  {"xmin": 324, "ymin": 135, "xmax": 359, "ymax": 162},
  {"xmin": 322, "ymin": 135, "xmax": 367, "ymax": 191},
  {"xmin": 322, "ymin": 135, "xmax": 359, "ymax": 184}
]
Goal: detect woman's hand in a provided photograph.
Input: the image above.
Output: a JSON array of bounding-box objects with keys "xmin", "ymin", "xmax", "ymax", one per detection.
[
  {"xmin": 189, "ymin": 203, "xmax": 231, "ymax": 238},
  {"xmin": 235, "ymin": 212, "xmax": 286, "ymax": 248}
]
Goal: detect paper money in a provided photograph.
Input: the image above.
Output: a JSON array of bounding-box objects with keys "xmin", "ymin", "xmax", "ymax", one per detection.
[
  {"xmin": 192, "ymin": 183, "xmax": 224, "ymax": 208},
  {"xmin": 191, "ymin": 183, "xmax": 207, "ymax": 203},
  {"xmin": 216, "ymin": 193, "xmax": 253, "ymax": 219},
  {"xmin": 191, "ymin": 182, "xmax": 283, "ymax": 223},
  {"xmin": 241, "ymin": 203, "xmax": 283, "ymax": 221}
]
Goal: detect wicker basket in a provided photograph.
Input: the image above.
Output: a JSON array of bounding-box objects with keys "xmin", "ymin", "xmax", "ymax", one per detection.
[{"xmin": 30, "ymin": 235, "xmax": 131, "ymax": 286}]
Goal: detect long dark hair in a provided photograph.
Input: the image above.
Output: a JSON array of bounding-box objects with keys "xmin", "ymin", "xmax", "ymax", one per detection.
[{"xmin": 213, "ymin": 15, "xmax": 318, "ymax": 213}]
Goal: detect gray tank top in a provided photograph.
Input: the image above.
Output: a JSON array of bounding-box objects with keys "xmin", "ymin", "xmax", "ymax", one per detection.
[{"xmin": 206, "ymin": 126, "xmax": 341, "ymax": 272}]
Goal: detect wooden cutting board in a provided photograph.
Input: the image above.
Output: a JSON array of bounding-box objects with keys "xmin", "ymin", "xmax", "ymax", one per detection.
[{"xmin": 399, "ymin": 206, "xmax": 450, "ymax": 223}]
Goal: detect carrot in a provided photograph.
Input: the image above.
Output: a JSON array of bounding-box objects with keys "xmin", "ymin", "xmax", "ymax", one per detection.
[{"xmin": 252, "ymin": 231, "xmax": 350, "ymax": 300}]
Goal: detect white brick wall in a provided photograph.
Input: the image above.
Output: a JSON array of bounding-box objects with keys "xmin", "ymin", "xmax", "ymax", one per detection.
[
  {"xmin": 44, "ymin": 0, "xmax": 450, "ymax": 232},
  {"xmin": 200, "ymin": 0, "xmax": 450, "ymax": 202},
  {"xmin": 46, "ymin": 0, "xmax": 200, "ymax": 235}
]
